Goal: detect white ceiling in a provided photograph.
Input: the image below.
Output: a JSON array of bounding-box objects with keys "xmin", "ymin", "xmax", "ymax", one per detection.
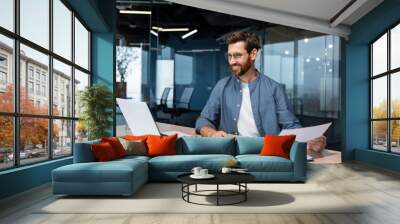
[
  {"xmin": 168, "ymin": 0, "xmax": 384, "ymax": 38},
  {"xmin": 227, "ymin": 0, "xmax": 352, "ymax": 22}
]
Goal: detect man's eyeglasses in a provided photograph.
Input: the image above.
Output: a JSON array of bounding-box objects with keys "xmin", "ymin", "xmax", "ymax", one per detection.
[{"xmin": 225, "ymin": 52, "xmax": 247, "ymax": 61}]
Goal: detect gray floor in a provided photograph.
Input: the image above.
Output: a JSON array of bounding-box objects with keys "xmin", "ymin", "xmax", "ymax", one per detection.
[{"xmin": 1, "ymin": 162, "xmax": 400, "ymax": 224}]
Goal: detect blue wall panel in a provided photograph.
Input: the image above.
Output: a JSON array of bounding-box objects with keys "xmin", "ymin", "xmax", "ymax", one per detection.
[
  {"xmin": 0, "ymin": 158, "xmax": 72, "ymax": 199},
  {"xmin": 344, "ymin": 0, "xmax": 400, "ymax": 171}
]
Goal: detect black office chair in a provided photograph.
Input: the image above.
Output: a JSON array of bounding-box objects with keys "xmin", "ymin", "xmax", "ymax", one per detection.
[{"xmin": 163, "ymin": 87, "xmax": 194, "ymax": 122}]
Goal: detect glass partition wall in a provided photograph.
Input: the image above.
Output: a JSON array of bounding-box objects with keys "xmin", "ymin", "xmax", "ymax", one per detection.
[{"xmin": 115, "ymin": 1, "xmax": 342, "ymax": 149}]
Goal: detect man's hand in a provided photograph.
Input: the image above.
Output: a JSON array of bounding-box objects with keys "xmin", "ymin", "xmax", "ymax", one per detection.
[
  {"xmin": 307, "ymin": 136, "xmax": 326, "ymax": 153},
  {"xmin": 199, "ymin": 126, "xmax": 228, "ymax": 137},
  {"xmin": 209, "ymin": 130, "xmax": 228, "ymax": 137}
]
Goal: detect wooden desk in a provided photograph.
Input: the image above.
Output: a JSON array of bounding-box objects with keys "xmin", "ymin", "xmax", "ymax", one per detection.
[{"xmin": 157, "ymin": 122, "xmax": 341, "ymax": 164}]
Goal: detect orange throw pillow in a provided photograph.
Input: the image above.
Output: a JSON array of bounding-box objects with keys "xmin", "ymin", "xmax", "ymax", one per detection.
[
  {"xmin": 101, "ymin": 137, "xmax": 127, "ymax": 158},
  {"xmin": 124, "ymin": 135, "xmax": 152, "ymax": 141},
  {"xmin": 91, "ymin": 142, "xmax": 117, "ymax": 161},
  {"xmin": 146, "ymin": 134, "xmax": 178, "ymax": 157},
  {"xmin": 259, "ymin": 135, "xmax": 296, "ymax": 159}
]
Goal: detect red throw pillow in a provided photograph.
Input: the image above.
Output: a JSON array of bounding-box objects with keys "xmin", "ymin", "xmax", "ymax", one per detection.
[
  {"xmin": 259, "ymin": 135, "xmax": 296, "ymax": 159},
  {"xmin": 146, "ymin": 134, "xmax": 178, "ymax": 157},
  {"xmin": 91, "ymin": 142, "xmax": 118, "ymax": 161},
  {"xmin": 101, "ymin": 137, "xmax": 127, "ymax": 158}
]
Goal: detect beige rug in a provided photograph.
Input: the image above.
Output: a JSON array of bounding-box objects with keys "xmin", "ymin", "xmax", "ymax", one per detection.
[{"xmin": 37, "ymin": 183, "xmax": 361, "ymax": 214}]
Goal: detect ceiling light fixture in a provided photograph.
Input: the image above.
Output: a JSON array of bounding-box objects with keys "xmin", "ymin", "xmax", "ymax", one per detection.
[
  {"xmin": 120, "ymin": 10, "xmax": 151, "ymax": 15},
  {"xmin": 161, "ymin": 28, "xmax": 189, "ymax": 32},
  {"xmin": 151, "ymin": 26, "xmax": 189, "ymax": 32},
  {"xmin": 150, "ymin": 30, "xmax": 158, "ymax": 37},
  {"xmin": 182, "ymin": 29, "xmax": 198, "ymax": 39}
]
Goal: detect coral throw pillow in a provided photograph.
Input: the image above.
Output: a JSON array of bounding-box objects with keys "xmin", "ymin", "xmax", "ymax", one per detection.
[
  {"xmin": 101, "ymin": 137, "xmax": 127, "ymax": 158},
  {"xmin": 124, "ymin": 135, "xmax": 152, "ymax": 141},
  {"xmin": 91, "ymin": 142, "xmax": 118, "ymax": 162},
  {"xmin": 259, "ymin": 135, "xmax": 296, "ymax": 159},
  {"xmin": 146, "ymin": 134, "xmax": 178, "ymax": 157}
]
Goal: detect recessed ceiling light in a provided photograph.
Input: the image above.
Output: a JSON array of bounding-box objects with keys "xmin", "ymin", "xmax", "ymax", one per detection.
[
  {"xmin": 306, "ymin": 58, "xmax": 310, "ymax": 63},
  {"xmin": 328, "ymin": 44, "xmax": 333, "ymax": 49},
  {"xmin": 284, "ymin": 50, "xmax": 290, "ymax": 55},
  {"xmin": 303, "ymin": 38, "xmax": 309, "ymax": 43},
  {"xmin": 316, "ymin": 57, "xmax": 320, "ymax": 62}
]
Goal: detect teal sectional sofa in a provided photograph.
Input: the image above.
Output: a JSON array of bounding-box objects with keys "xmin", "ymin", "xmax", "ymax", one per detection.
[{"xmin": 52, "ymin": 136, "xmax": 306, "ymax": 196}]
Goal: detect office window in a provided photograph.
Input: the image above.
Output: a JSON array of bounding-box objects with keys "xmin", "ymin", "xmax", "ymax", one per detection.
[
  {"xmin": 0, "ymin": 1, "xmax": 91, "ymax": 170},
  {"xmin": 19, "ymin": 117, "xmax": 49, "ymax": 165},
  {"xmin": 20, "ymin": 0, "xmax": 49, "ymax": 49},
  {"xmin": 53, "ymin": 59, "xmax": 72, "ymax": 117},
  {"xmin": 74, "ymin": 17, "xmax": 89, "ymax": 70},
  {"xmin": 370, "ymin": 22, "xmax": 400, "ymax": 153},
  {"xmin": 0, "ymin": 0, "xmax": 14, "ymax": 31},
  {"xmin": 21, "ymin": 44, "xmax": 49, "ymax": 116},
  {"xmin": 53, "ymin": 0, "xmax": 72, "ymax": 60},
  {"xmin": 74, "ymin": 69, "xmax": 89, "ymax": 118},
  {"xmin": 0, "ymin": 34, "xmax": 13, "ymax": 113},
  {"xmin": 0, "ymin": 116, "xmax": 13, "ymax": 170},
  {"xmin": 53, "ymin": 119, "xmax": 72, "ymax": 158}
]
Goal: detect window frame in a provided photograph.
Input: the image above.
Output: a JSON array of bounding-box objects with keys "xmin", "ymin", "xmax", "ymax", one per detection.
[
  {"xmin": 369, "ymin": 19, "xmax": 400, "ymax": 154},
  {"xmin": 0, "ymin": 0, "xmax": 92, "ymax": 171}
]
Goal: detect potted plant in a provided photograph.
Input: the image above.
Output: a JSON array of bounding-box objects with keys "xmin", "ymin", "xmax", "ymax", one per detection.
[{"xmin": 79, "ymin": 84, "xmax": 114, "ymax": 140}]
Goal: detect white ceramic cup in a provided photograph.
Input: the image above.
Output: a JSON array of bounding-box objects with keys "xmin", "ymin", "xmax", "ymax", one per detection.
[
  {"xmin": 191, "ymin": 167, "xmax": 202, "ymax": 176},
  {"xmin": 200, "ymin": 169, "xmax": 208, "ymax": 176},
  {"xmin": 221, "ymin": 167, "xmax": 232, "ymax": 174}
]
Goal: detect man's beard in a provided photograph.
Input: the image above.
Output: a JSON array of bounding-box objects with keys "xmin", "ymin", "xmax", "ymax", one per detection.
[{"xmin": 230, "ymin": 58, "xmax": 252, "ymax": 77}]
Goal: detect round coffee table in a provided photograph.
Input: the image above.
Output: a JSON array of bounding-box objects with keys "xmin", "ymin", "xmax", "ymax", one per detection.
[{"xmin": 177, "ymin": 172, "xmax": 255, "ymax": 206}]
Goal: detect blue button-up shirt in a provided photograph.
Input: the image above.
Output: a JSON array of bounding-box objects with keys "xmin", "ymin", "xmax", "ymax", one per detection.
[{"xmin": 195, "ymin": 72, "xmax": 301, "ymax": 136}]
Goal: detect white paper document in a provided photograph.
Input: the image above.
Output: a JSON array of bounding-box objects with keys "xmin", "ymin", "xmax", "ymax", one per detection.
[
  {"xmin": 279, "ymin": 122, "xmax": 332, "ymax": 142},
  {"xmin": 116, "ymin": 98, "xmax": 191, "ymax": 137}
]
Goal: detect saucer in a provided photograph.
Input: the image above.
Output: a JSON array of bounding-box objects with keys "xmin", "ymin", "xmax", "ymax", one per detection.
[{"xmin": 190, "ymin": 174, "xmax": 215, "ymax": 179}]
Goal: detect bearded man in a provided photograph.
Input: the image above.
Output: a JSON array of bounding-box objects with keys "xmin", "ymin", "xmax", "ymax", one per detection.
[{"xmin": 195, "ymin": 31, "xmax": 326, "ymax": 152}]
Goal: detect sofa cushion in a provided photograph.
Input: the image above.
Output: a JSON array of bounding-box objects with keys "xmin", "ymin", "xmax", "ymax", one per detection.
[
  {"xmin": 148, "ymin": 154, "xmax": 235, "ymax": 172},
  {"xmin": 236, "ymin": 137, "xmax": 263, "ymax": 155},
  {"xmin": 73, "ymin": 140, "xmax": 100, "ymax": 163},
  {"xmin": 236, "ymin": 155, "xmax": 293, "ymax": 172},
  {"xmin": 52, "ymin": 159, "xmax": 147, "ymax": 183},
  {"xmin": 178, "ymin": 136, "xmax": 236, "ymax": 155}
]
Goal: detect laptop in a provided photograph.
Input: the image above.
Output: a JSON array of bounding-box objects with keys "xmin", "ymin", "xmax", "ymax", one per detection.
[{"xmin": 116, "ymin": 98, "xmax": 191, "ymax": 137}]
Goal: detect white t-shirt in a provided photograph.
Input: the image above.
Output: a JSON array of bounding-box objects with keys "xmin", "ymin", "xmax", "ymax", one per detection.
[{"xmin": 237, "ymin": 82, "xmax": 260, "ymax": 137}]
